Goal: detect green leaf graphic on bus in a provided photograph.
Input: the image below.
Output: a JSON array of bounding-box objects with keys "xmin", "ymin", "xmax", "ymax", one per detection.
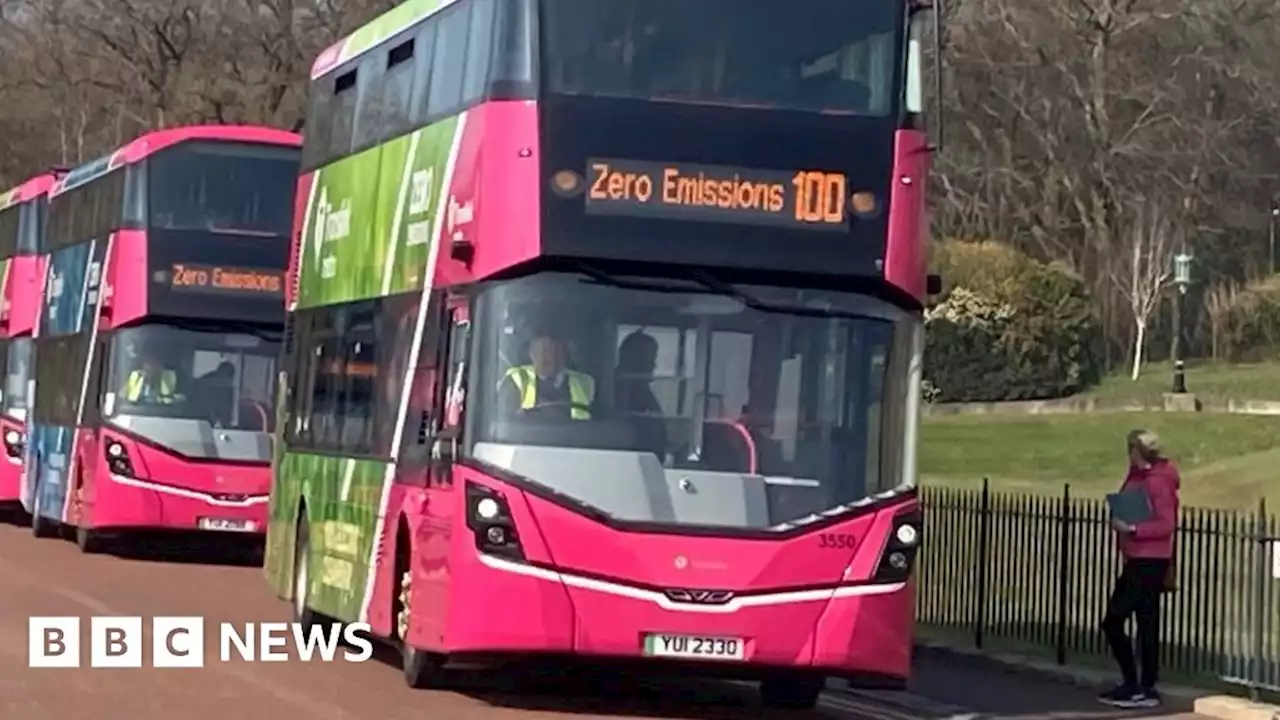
[
  {"xmin": 297, "ymin": 116, "xmax": 461, "ymax": 309},
  {"xmin": 266, "ymin": 452, "xmax": 390, "ymax": 620}
]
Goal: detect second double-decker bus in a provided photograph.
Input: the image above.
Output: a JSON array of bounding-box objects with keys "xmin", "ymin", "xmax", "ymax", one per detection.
[
  {"xmin": 267, "ymin": 0, "xmax": 935, "ymax": 708},
  {"xmin": 24, "ymin": 126, "xmax": 301, "ymax": 553},
  {"xmin": 0, "ymin": 172, "xmax": 58, "ymax": 508}
]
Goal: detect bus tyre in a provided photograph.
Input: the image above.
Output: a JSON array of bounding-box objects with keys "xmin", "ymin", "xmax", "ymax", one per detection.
[
  {"xmin": 760, "ymin": 678, "xmax": 823, "ymax": 709},
  {"xmin": 292, "ymin": 519, "xmax": 321, "ymax": 630},
  {"xmin": 402, "ymin": 643, "xmax": 447, "ymax": 690},
  {"xmin": 76, "ymin": 526, "xmax": 107, "ymax": 554},
  {"xmin": 30, "ymin": 506, "xmax": 57, "ymax": 539},
  {"xmin": 397, "ymin": 558, "xmax": 445, "ymax": 689}
]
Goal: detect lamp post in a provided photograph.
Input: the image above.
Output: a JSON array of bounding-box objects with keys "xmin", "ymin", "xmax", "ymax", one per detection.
[
  {"xmin": 1171, "ymin": 252, "xmax": 1193, "ymax": 394},
  {"xmin": 1270, "ymin": 204, "xmax": 1279, "ymax": 275}
]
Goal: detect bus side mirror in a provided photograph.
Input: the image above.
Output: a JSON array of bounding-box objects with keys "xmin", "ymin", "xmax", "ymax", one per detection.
[{"xmin": 430, "ymin": 429, "xmax": 458, "ymax": 477}]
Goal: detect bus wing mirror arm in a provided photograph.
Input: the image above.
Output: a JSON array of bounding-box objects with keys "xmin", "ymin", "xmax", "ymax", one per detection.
[{"xmin": 430, "ymin": 430, "xmax": 459, "ymax": 471}]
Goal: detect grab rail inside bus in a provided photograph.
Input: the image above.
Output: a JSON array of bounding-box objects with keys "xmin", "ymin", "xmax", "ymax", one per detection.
[
  {"xmin": 240, "ymin": 399, "xmax": 270, "ymax": 432},
  {"xmin": 706, "ymin": 418, "xmax": 757, "ymax": 475}
]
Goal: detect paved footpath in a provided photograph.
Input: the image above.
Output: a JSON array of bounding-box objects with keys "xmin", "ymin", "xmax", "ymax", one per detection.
[
  {"xmin": 0, "ymin": 515, "xmax": 1214, "ymax": 720},
  {"xmin": 838, "ymin": 646, "xmax": 1213, "ymax": 719}
]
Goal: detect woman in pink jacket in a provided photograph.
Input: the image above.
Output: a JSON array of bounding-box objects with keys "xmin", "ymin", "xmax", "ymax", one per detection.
[{"xmin": 1098, "ymin": 429, "xmax": 1180, "ymax": 709}]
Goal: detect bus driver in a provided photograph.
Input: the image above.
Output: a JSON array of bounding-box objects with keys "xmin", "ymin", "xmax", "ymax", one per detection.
[
  {"xmin": 122, "ymin": 342, "xmax": 184, "ymax": 405},
  {"xmin": 499, "ymin": 326, "xmax": 595, "ymax": 421}
]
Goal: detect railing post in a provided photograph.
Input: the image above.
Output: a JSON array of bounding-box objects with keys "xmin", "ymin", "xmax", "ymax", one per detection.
[
  {"xmin": 974, "ymin": 477, "xmax": 991, "ymax": 650},
  {"xmin": 1055, "ymin": 483, "xmax": 1072, "ymax": 665},
  {"xmin": 1250, "ymin": 497, "xmax": 1267, "ymax": 700}
]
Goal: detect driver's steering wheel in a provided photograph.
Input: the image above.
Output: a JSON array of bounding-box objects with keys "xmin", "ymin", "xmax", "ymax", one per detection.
[{"xmin": 521, "ymin": 400, "xmax": 593, "ymax": 418}]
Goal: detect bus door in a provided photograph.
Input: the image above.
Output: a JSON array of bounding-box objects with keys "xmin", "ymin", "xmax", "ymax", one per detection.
[{"xmin": 397, "ymin": 293, "xmax": 468, "ymax": 647}]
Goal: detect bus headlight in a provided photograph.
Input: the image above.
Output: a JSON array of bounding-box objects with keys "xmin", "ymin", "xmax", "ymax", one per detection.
[
  {"xmin": 3, "ymin": 429, "xmax": 23, "ymax": 457},
  {"xmin": 105, "ymin": 440, "xmax": 135, "ymax": 477},
  {"xmin": 476, "ymin": 497, "xmax": 501, "ymax": 521},
  {"xmin": 895, "ymin": 523, "xmax": 919, "ymax": 547},
  {"xmin": 465, "ymin": 482, "xmax": 524, "ymax": 561},
  {"xmin": 874, "ymin": 511, "xmax": 923, "ymax": 583}
]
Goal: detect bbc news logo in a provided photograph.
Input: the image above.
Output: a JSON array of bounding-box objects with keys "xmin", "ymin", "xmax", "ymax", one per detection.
[{"xmin": 29, "ymin": 617, "xmax": 374, "ymax": 668}]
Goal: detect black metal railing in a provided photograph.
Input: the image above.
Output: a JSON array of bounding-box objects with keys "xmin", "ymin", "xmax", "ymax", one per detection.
[{"xmin": 916, "ymin": 480, "xmax": 1279, "ymax": 696}]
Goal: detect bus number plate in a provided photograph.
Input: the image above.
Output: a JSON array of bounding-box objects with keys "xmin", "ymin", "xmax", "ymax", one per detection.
[
  {"xmin": 198, "ymin": 518, "xmax": 256, "ymax": 532},
  {"xmin": 643, "ymin": 633, "xmax": 744, "ymax": 661}
]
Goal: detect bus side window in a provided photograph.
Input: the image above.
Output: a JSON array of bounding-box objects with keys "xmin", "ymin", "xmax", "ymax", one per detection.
[
  {"xmin": 440, "ymin": 311, "xmax": 470, "ymax": 434},
  {"xmin": 87, "ymin": 339, "xmax": 110, "ymax": 424}
]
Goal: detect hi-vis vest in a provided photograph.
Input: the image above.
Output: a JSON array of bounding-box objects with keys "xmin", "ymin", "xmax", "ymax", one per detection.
[
  {"xmin": 123, "ymin": 369, "xmax": 178, "ymax": 403},
  {"xmin": 503, "ymin": 366, "xmax": 594, "ymax": 420}
]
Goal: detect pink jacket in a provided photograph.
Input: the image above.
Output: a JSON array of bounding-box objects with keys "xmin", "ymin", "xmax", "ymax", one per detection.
[{"xmin": 1117, "ymin": 460, "xmax": 1181, "ymax": 559}]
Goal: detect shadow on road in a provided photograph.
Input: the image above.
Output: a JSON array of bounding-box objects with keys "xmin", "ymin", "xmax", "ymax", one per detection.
[
  {"xmin": 0, "ymin": 504, "xmax": 31, "ymax": 527},
  {"xmin": 365, "ymin": 643, "xmax": 831, "ymax": 719},
  {"xmin": 0, "ymin": 505, "xmax": 261, "ymax": 567},
  {"xmin": 104, "ymin": 533, "xmax": 263, "ymax": 567},
  {"xmin": 907, "ymin": 647, "xmax": 1199, "ymax": 719}
]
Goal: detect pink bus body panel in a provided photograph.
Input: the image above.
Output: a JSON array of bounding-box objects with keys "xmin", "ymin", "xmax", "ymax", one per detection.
[
  {"xmin": 0, "ymin": 254, "xmax": 46, "ymax": 501},
  {"xmin": 342, "ymin": 105, "xmax": 923, "ymax": 679},
  {"xmin": 72, "ymin": 429, "xmax": 268, "ymax": 531},
  {"xmin": 0, "ymin": 173, "xmax": 58, "ymax": 502},
  {"xmin": 883, "ymin": 130, "xmax": 930, "ymax": 302},
  {"xmin": 59, "ymin": 126, "xmax": 298, "ymax": 534}
]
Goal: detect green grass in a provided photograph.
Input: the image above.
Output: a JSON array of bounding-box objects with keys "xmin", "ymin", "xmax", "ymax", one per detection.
[
  {"xmin": 1084, "ymin": 361, "xmax": 1280, "ymax": 405},
  {"xmin": 921, "ymin": 411, "xmax": 1280, "ymax": 509}
]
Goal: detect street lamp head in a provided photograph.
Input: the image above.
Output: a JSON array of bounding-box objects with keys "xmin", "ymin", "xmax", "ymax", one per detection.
[{"xmin": 1173, "ymin": 253, "xmax": 1193, "ymax": 288}]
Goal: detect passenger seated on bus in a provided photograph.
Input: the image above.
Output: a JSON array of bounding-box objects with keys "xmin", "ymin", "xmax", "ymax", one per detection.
[
  {"xmin": 498, "ymin": 326, "xmax": 596, "ymax": 421},
  {"xmin": 196, "ymin": 361, "xmax": 237, "ymax": 426},
  {"xmin": 615, "ymin": 330, "xmax": 667, "ymax": 457},
  {"xmin": 122, "ymin": 345, "xmax": 184, "ymax": 405}
]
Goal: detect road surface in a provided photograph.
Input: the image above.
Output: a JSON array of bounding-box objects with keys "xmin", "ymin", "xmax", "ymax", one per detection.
[{"xmin": 0, "ymin": 513, "xmax": 1209, "ymax": 720}]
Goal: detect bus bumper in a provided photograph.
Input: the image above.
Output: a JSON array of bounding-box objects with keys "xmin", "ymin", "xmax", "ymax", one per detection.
[
  {"xmin": 421, "ymin": 550, "xmax": 914, "ymax": 681},
  {"xmin": 90, "ymin": 473, "xmax": 269, "ymax": 534},
  {"xmin": 0, "ymin": 456, "xmax": 21, "ymax": 503}
]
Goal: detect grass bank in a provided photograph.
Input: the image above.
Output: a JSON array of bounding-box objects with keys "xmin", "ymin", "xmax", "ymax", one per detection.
[
  {"xmin": 1084, "ymin": 361, "xmax": 1280, "ymax": 405},
  {"xmin": 920, "ymin": 411, "xmax": 1280, "ymax": 509}
]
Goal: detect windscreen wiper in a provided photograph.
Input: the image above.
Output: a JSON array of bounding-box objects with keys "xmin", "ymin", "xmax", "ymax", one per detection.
[
  {"xmin": 685, "ymin": 270, "xmax": 866, "ymax": 320},
  {"xmin": 571, "ymin": 261, "xmax": 719, "ymax": 296},
  {"xmin": 574, "ymin": 261, "xmax": 867, "ymax": 320}
]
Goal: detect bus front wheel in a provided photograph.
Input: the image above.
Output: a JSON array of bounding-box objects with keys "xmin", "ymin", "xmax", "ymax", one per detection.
[
  {"xmin": 396, "ymin": 538, "xmax": 446, "ymax": 689},
  {"xmin": 760, "ymin": 678, "xmax": 824, "ymax": 709},
  {"xmin": 76, "ymin": 526, "xmax": 108, "ymax": 554}
]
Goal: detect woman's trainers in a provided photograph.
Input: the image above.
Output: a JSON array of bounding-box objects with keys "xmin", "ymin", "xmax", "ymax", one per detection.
[{"xmin": 1097, "ymin": 684, "xmax": 1158, "ymax": 708}]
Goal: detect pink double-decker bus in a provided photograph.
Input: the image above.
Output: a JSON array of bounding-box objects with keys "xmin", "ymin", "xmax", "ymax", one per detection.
[
  {"xmin": 25, "ymin": 126, "xmax": 301, "ymax": 554},
  {"xmin": 0, "ymin": 172, "xmax": 59, "ymax": 509},
  {"xmin": 267, "ymin": 0, "xmax": 937, "ymax": 708}
]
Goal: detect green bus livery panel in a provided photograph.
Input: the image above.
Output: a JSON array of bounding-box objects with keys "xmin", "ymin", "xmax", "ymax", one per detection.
[{"xmin": 295, "ymin": 117, "xmax": 462, "ymax": 309}]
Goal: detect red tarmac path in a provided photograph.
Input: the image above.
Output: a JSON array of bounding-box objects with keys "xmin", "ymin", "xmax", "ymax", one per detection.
[{"xmin": 0, "ymin": 514, "xmax": 1210, "ymax": 720}]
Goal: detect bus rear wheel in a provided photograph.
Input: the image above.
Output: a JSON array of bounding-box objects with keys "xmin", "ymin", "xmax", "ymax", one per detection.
[
  {"xmin": 760, "ymin": 678, "xmax": 824, "ymax": 709},
  {"xmin": 30, "ymin": 503, "xmax": 57, "ymax": 539},
  {"xmin": 292, "ymin": 518, "xmax": 321, "ymax": 630}
]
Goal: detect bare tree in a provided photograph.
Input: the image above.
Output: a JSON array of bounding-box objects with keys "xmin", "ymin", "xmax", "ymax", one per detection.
[{"xmin": 1111, "ymin": 200, "xmax": 1178, "ymax": 380}]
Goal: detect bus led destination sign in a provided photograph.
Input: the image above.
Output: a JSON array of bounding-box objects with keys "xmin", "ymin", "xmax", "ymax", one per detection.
[
  {"xmin": 584, "ymin": 158, "xmax": 848, "ymax": 231},
  {"xmin": 167, "ymin": 263, "xmax": 284, "ymax": 297}
]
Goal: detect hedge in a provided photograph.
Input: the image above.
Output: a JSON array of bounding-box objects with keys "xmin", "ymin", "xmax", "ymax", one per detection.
[{"xmin": 924, "ymin": 240, "xmax": 1103, "ymax": 402}]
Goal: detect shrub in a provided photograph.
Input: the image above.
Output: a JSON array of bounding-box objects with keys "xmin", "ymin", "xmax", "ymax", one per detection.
[
  {"xmin": 1213, "ymin": 276, "xmax": 1280, "ymax": 362},
  {"xmin": 924, "ymin": 240, "xmax": 1103, "ymax": 402}
]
